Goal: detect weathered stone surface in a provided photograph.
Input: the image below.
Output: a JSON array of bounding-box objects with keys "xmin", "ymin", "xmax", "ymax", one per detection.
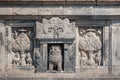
[
  {"xmin": 98, "ymin": 0, "xmax": 120, "ymax": 1},
  {"xmin": 1, "ymin": 0, "xmax": 120, "ymax": 2},
  {"xmin": 35, "ymin": 17, "xmax": 76, "ymax": 73},
  {"xmin": 1, "ymin": 7, "xmax": 120, "ymax": 16},
  {"xmin": 0, "ymin": 21, "xmax": 5, "ymax": 72},
  {"xmin": 36, "ymin": 17, "xmax": 75, "ymax": 39},
  {"xmin": 79, "ymin": 27, "xmax": 102, "ymax": 67},
  {"xmin": 0, "ymin": 0, "xmax": 95, "ymax": 2},
  {"xmin": 0, "ymin": 0, "xmax": 120, "ymax": 79},
  {"xmin": 111, "ymin": 20, "xmax": 120, "ymax": 74}
]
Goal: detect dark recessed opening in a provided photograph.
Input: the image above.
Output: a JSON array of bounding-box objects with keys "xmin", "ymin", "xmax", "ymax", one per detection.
[{"xmin": 48, "ymin": 44, "xmax": 64, "ymax": 71}]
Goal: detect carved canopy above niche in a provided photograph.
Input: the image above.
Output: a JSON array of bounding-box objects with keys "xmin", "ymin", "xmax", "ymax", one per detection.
[{"xmin": 36, "ymin": 17, "xmax": 76, "ymax": 40}]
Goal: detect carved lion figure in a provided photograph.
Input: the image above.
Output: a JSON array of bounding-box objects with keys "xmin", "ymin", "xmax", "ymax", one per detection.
[{"xmin": 49, "ymin": 45, "xmax": 62, "ymax": 72}]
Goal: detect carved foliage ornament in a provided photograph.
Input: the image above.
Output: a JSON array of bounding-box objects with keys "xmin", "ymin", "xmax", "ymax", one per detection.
[{"xmin": 36, "ymin": 17, "xmax": 75, "ymax": 39}]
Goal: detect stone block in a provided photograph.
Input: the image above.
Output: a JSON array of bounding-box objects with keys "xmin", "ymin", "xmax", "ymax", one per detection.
[
  {"xmin": 109, "ymin": 20, "xmax": 120, "ymax": 74},
  {"xmin": 98, "ymin": 0, "xmax": 120, "ymax": 1},
  {"xmin": 1, "ymin": 6, "xmax": 120, "ymax": 16},
  {"xmin": 0, "ymin": 7, "xmax": 13, "ymax": 15},
  {"xmin": 13, "ymin": 7, "xmax": 38, "ymax": 15},
  {"xmin": 0, "ymin": 0, "xmax": 95, "ymax": 1}
]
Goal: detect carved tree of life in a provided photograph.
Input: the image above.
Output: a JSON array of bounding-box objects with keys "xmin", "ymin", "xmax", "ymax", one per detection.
[
  {"xmin": 12, "ymin": 29, "xmax": 31, "ymax": 66},
  {"xmin": 79, "ymin": 29, "xmax": 102, "ymax": 66}
]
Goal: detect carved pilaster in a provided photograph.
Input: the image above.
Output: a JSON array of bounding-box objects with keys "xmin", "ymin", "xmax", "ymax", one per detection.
[
  {"xmin": 0, "ymin": 21, "xmax": 5, "ymax": 72},
  {"xmin": 36, "ymin": 17, "xmax": 76, "ymax": 73}
]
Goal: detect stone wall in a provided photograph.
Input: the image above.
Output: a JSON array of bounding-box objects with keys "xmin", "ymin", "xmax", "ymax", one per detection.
[{"xmin": 0, "ymin": 1, "xmax": 120, "ymax": 80}]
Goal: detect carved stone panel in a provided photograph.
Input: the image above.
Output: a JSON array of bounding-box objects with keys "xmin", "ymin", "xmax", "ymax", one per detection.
[
  {"xmin": 0, "ymin": 21, "xmax": 5, "ymax": 72},
  {"xmin": 64, "ymin": 43, "xmax": 76, "ymax": 72},
  {"xmin": 35, "ymin": 44, "xmax": 48, "ymax": 72},
  {"xmin": 78, "ymin": 27, "xmax": 103, "ymax": 67},
  {"xmin": 36, "ymin": 17, "xmax": 75, "ymax": 39},
  {"xmin": 112, "ymin": 23, "xmax": 120, "ymax": 65},
  {"xmin": 111, "ymin": 21, "xmax": 120, "ymax": 74},
  {"xmin": 11, "ymin": 27, "xmax": 34, "ymax": 70}
]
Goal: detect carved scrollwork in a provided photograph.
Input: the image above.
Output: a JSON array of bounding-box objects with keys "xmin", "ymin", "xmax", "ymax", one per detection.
[
  {"xmin": 48, "ymin": 27, "xmax": 64, "ymax": 38},
  {"xmin": 36, "ymin": 17, "xmax": 75, "ymax": 39}
]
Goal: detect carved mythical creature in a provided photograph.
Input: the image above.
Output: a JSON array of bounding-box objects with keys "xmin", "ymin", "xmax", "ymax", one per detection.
[
  {"xmin": 18, "ymin": 32, "xmax": 30, "ymax": 52},
  {"xmin": 79, "ymin": 28, "xmax": 102, "ymax": 66},
  {"xmin": 26, "ymin": 52, "xmax": 32, "ymax": 66},
  {"xmin": 12, "ymin": 52, "xmax": 20, "ymax": 65},
  {"xmin": 49, "ymin": 45, "xmax": 62, "ymax": 72},
  {"xmin": 95, "ymin": 51, "xmax": 101, "ymax": 66},
  {"xmin": 80, "ymin": 51, "xmax": 88, "ymax": 66}
]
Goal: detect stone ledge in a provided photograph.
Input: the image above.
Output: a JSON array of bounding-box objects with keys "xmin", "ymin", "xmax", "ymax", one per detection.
[
  {"xmin": 6, "ymin": 78, "xmax": 120, "ymax": 80},
  {"xmin": 1, "ymin": 77, "xmax": 120, "ymax": 80},
  {"xmin": 0, "ymin": 0, "xmax": 95, "ymax": 1},
  {"xmin": 0, "ymin": 7, "xmax": 120, "ymax": 16},
  {"xmin": 0, "ymin": 0, "xmax": 120, "ymax": 5},
  {"xmin": 97, "ymin": 0, "xmax": 120, "ymax": 4},
  {"xmin": 98, "ymin": 0, "xmax": 120, "ymax": 1},
  {"xmin": 0, "ymin": 0, "xmax": 95, "ymax": 4},
  {"xmin": 0, "ymin": 0, "xmax": 120, "ymax": 2}
]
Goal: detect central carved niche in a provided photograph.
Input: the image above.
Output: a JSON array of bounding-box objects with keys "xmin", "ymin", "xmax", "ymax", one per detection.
[
  {"xmin": 48, "ymin": 44, "xmax": 64, "ymax": 72},
  {"xmin": 36, "ymin": 17, "xmax": 76, "ymax": 73}
]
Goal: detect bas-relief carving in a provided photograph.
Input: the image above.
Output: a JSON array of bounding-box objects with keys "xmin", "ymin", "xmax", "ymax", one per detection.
[
  {"xmin": 0, "ymin": 22, "xmax": 5, "ymax": 72},
  {"xmin": 11, "ymin": 29, "xmax": 33, "ymax": 67},
  {"xmin": 79, "ymin": 28, "xmax": 102, "ymax": 67},
  {"xmin": 36, "ymin": 17, "xmax": 75, "ymax": 39},
  {"xmin": 112, "ymin": 27, "xmax": 120, "ymax": 65},
  {"xmin": 64, "ymin": 43, "xmax": 76, "ymax": 72},
  {"xmin": 49, "ymin": 45, "xmax": 63, "ymax": 72}
]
